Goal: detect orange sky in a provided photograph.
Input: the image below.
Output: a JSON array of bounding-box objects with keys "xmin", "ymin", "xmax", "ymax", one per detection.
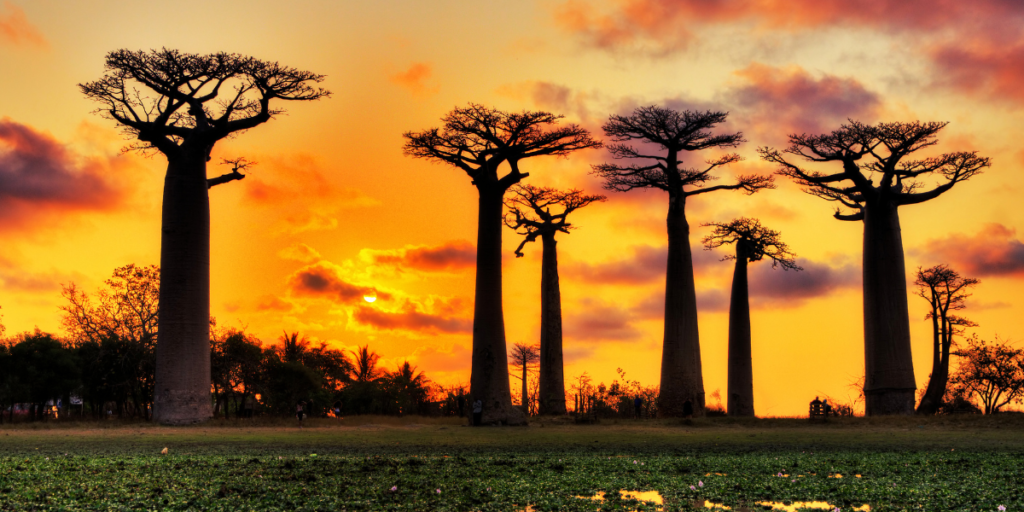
[{"xmin": 1, "ymin": 0, "xmax": 1022, "ymax": 416}]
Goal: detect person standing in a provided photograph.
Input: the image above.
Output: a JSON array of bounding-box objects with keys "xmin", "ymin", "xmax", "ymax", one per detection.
[
  {"xmin": 296, "ymin": 401, "xmax": 305, "ymax": 428},
  {"xmin": 634, "ymin": 396, "xmax": 643, "ymax": 419},
  {"xmin": 472, "ymin": 399, "xmax": 483, "ymax": 426}
]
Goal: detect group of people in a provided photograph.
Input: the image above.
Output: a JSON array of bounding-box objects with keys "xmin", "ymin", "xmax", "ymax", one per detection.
[{"xmin": 810, "ymin": 396, "xmax": 834, "ymax": 417}]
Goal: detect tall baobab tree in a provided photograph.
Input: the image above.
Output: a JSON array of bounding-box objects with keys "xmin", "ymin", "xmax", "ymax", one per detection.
[
  {"xmin": 702, "ymin": 218, "xmax": 800, "ymax": 417},
  {"xmin": 80, "ymin": 48, "xmax": 329, "ymax": 424},
  {"xmin": 504, "ymin": 184, "xmax": 605, "ymax": 415},
  {"xmin": 914, "ymin": 264, "xmax": 979, "ymax": 415},
  {"xmin": 508, "ymin": 342, "xmax": 540, "ymax": 415},
  {"xmin": 592, "ymin": 107, "xmax": 773, "ymax": 417},
  {"xmin": 760, "ymin": 121, "xmax": 988, "ymax": 415},
  {"xmin": 404, "ymin": 104, "xmax": 601, "ymax": 425}
]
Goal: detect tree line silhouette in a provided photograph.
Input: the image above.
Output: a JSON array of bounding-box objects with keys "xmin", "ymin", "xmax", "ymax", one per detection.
[{"xmin": 1, "ymin": 47, "xmax": 1012, "ymax": 424}]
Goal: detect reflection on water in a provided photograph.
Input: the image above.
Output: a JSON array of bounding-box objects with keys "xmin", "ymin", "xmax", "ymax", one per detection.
[{"xmin": 565, "ymin": 490, "xmax": 870, "ymax": 512}]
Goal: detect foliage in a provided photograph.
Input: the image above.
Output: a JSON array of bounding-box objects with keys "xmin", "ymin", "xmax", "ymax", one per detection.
[
  {"xmin": 1, "ymin": 444, "xmax": 1021, "ymax": 510},
  {"xmin": 701, "ymin": 217, "xmax": 801, "ymax": 270},
  {"xmin": 571, "ymin": 370, "xmax": 660, "ymax": 420},
  {"xmin": 949, "ymin": 334, "xmax": 1024, "ymax": 414}
]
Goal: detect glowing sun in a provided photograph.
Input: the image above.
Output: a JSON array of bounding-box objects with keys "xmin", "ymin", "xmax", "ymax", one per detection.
[{"xmin": 363, "ymin": 294, "xmax": 376, "ymax": 303}]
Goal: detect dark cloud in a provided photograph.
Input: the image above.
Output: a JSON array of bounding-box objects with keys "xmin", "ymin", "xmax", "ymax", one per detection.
[
  {"xmin": 749, "ymin": 258, "xmax": 860, "ymax": 302},
  {"xmin": 286, "ymin": 261, "xmax": 391, "ymax": 304},
  {"xmin": 929, "ymin": 42, "xmax": 1024, "ymax": 104},
  {"xmin": 921, "ymin": 223, "xmax": 1024, "ymax": 277},
  {"xmin": 724, "ymin": 64, "xmax": 883, "ymax": 141},
  {"xmin": 564, "ymin": 298, "xmax": 642, "ymax": 341},
  {"xmin": 352, "ymin": 303, "xmax": 471, "ymax": 334},
  {"xmin": 0, "ymin": 119, "xmax": 126, "ymax": 231},
  {"xmin": 565, "ymin": 244, "xmax": 724, "ymax": 286},
  {"xmin": 367, "ymin": 240, "xmax": 476, "ymax": 273}
]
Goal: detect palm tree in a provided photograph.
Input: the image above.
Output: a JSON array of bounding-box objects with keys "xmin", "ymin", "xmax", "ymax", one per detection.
[
  {"xmin": 353, "ymin": 345, "xmax": 382, "ymax": 383},
  {"xmin": 278, "ymin": 331, "xmax": 311, "ymax": 364}
]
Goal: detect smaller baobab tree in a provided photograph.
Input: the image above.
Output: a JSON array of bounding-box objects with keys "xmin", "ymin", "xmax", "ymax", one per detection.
[
  {"xmin": 914, "ymin": 264, "xmax": 979, "ymax": 415},
  {"xmin": 760, "ymin": 121, "xmax": 989, "ymax": 415},
  {"xmin": 504, "ymin": 184, "xmax": 605, "ymax": 415},
  {"xmin": 592, "ymin": 106, "xmax": 774, "ymax": 417},
  {"xmin": 508, "ymin": 342, "xmax": 540, "ymax": 415},
  {"xmin": 404, "ymin": 104, "xmax": 601, "ymax": 425},
  {"xmin": 702, "ymin": 218, "xmax": 800, "ymax": 417}
]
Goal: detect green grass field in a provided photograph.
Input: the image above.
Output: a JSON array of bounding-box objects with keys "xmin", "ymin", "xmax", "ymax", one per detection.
[{"xmin": 1, "ymin": 415, "xmax": 1022, "ymax": 511}]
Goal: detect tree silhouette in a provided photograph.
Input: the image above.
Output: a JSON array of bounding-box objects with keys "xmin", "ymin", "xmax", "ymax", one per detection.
[
  {"xmin": 914, "ymin": 264, "xmax": 979, "ymax": 415},
  {"xmin": 404, "ymin": 104, "xmax": 601, "ymax": 425},
  {"xmin": 592, "ymin": 106, "xmax": 773, "ymax": 417},
  {"xmin": 278, "ymin": 331, "xmax": 311, "ymax": 364},
  {"xmin": 80, "ymin": 48, "xmax": 329, "ymax": 424},
  {"xmin": 702, "ymin": 218, "xmax": 800, "ymax": 417},
  {"xmin": 508, "ymin": 342, "xmax": 540, "ymax": 415},
  {"xmin": 949, "ymin": 334, "xmax": 1024, "ymax": 414},
  {"xmin": 353, "ymin": 345, "xmax": 382, "ymax": 383},
  {"xmin": 504, "ymin": 184, "xmax": 605, "ymax": 415},
  {"xmin": 760, "ymin": 121, "xmax": 988, "ymax": 415}
]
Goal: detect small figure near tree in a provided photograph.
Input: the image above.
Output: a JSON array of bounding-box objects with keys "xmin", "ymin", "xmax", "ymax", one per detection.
[
  {"xmin": 592, "ymin": 106, "xmax": 773, "ymax": 417},
  {"xmin": 504, "ymin": 184, "xmax": 605, "ymax": 415},
  {"xmin": 760, "ymin": 121, "xmax": 989, "ymax": 415},
  {"xmin": 508, "ymin": 342, "xmax": 540, "ymax": 416},
  {"xmin": 914, "ymin": 264, "xmax": 979, "ymax": 415},
  {"xmin": 404, "ymin": 104, "xmax": 601, "ymax": 425},
  {"xmin": 702, "ymin": 218, "xmax": 800, "ymax": 417},
  {"xmin": 80, "ymin": 48, "xmax": 330, "ymax": 424}
]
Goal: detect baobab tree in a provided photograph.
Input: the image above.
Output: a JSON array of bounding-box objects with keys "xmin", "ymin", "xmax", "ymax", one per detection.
[
  {"xmin": 760, "ymin": 121, "xmax": 989, "ymax": 415},
  {"xmin": 702, "ymin": 218, "xmax": 800, "ymax": 417},
  {"xmin": 508, "ymin": 342, "xmax": 540, "ymax": 415},
  {"xmin": 914, "ymin": 264, "xmax": 979, "ymax": 415},
  {"xmin": 592, "ymin": 107, "xmax": 773, "ymax": 417},
  {"xmin": 80, "ymin": 48, "xmax": 330, "ymax": 424},
  {"xmin": 404, "ymin": 104, "xmax": 601, "ymax": 425},
  {"xmin": 504, "ymin": 184, "xmax": 605, "ymax": 415}
]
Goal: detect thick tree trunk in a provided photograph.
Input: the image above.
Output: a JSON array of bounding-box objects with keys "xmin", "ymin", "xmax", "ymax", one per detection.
[
  {"xmin": 727, "ymin": 245, "xmax": 754, "ymax": 417},
  {"xmin": 153, "ymin": 148, "xmax": 214, "ymax": 424},
  {"xmin": 658, "ymin": 193, "xmax": 705, "ymax": 417},
  {"xmin": 862, "ymin": 201, "xmax": 916, "ymax": 415},
  {"xmin": 538, "ymin": 233, "xmax": 567, "ymax": 415},
  {"xmin": 469, "ymin": 184, "xmax": 527, "ymax": 426}
]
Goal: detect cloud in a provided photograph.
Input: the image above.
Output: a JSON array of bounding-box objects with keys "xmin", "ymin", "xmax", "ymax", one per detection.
[
  {"xmin": 921, "ymin": 223, "xmax": 1024, "ymax": 277},
  {"xmin": 286, "ymin": 261, "xmax": 392, "ymax": 304},
  {"xmin": 0, "ymin": 119, "xmax": 128, "ymax": 231},
  {"xmin": 553, "ymin": 0, "xmax": 695, "ymax": 56},
  {"xmin": 412, "ymin": 343, "xmax": 472, "ymax": 372},
  {"xmin": 0, "ymin": 2, "xmax": 47, "ymax": 48},
  {"xmin": 564, "ymin": 298, "xmax": 642, "ymax": 341},
  {"xmin": 240, "ymin": 154, "xmax": 378, "ymax": 235},
  {"xmin": 749, "ymin": 258, "xmax": 860, "ymax": 304},
  {"xmin": 362, "ymin": 240, "xmax": 475, "ymax": 273},
  {"xmin": 724, "ymin": 64, "xmax": 883, "ymax": 141},
  {"xmin": 496, "ymin": 81, "xmax": 596, "ymax": 122},
  {"xmin": 0, "ymin": 268, "xmax": 74, "ymax": 293},
  {"xmin": 564, "ymin": 244, "xmax": 722, "ymax": 286},
  {"xmin": 389, "ymin": 62, "xmax": 439, "ymax": 96},
  {"xmin": 278, "ymin": 243, "xmax": 322, "ymax": 264},
  {"xmin": 255, "ymin": 295, "xmax": 294, "ymax": 312},
  {"xmin": 929, "ymin": 41, "xmax": 1024, "ymax": 104},
  {"xmin": 352, "ymin": 299, "xmax": 472, "ymax": 334}
]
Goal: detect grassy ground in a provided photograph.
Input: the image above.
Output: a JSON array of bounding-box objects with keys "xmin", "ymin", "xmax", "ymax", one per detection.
[{"xmin": 1, "ymin": 415, "xmax": 1022, "ymax": 510}]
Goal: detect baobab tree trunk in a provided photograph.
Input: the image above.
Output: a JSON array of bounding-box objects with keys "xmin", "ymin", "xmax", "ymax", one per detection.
[
  {"xmin": 862, "ymin": 201, "xmax": 916, "ymax": 415},
  {"xmin": 470, "ymin": 183, "xmax": 527, "ymax": 426},
  {"xmin": 658, "ymin": 193, "xmax": 705, "ymax": 417},
  {"xmin": 520, "ymin": 361, "xmax": 529, "ymax": 415},
  {"xmin": 727, "ymin": 243, "xmax": 754, "ymax": 417},
  {"xmin": 538, "ymin": 233, "xmax": 567, "ymax": 415},
  {"xmin": 917, "ymin": 316, "xmax": 951, "ymax": 415},
  {"xmin": 153, "ymin": 147, "xmax": 214, "ymax": 424}
]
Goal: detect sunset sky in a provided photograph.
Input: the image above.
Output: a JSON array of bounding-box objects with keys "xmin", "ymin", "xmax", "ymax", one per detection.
[{"xmin": 1, "ymin": 0, "xmax": 1022, "ymax": 416}]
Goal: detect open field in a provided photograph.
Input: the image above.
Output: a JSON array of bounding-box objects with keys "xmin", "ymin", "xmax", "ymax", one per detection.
[{"xmin": 1, "ymin": 416, "xmax": 1022, "ymax": 510}]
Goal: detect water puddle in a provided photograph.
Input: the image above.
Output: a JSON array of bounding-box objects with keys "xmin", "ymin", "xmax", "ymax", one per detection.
[{"xmin": 563, "ymin": 490, "xmax": 870, "ymax": 512}]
